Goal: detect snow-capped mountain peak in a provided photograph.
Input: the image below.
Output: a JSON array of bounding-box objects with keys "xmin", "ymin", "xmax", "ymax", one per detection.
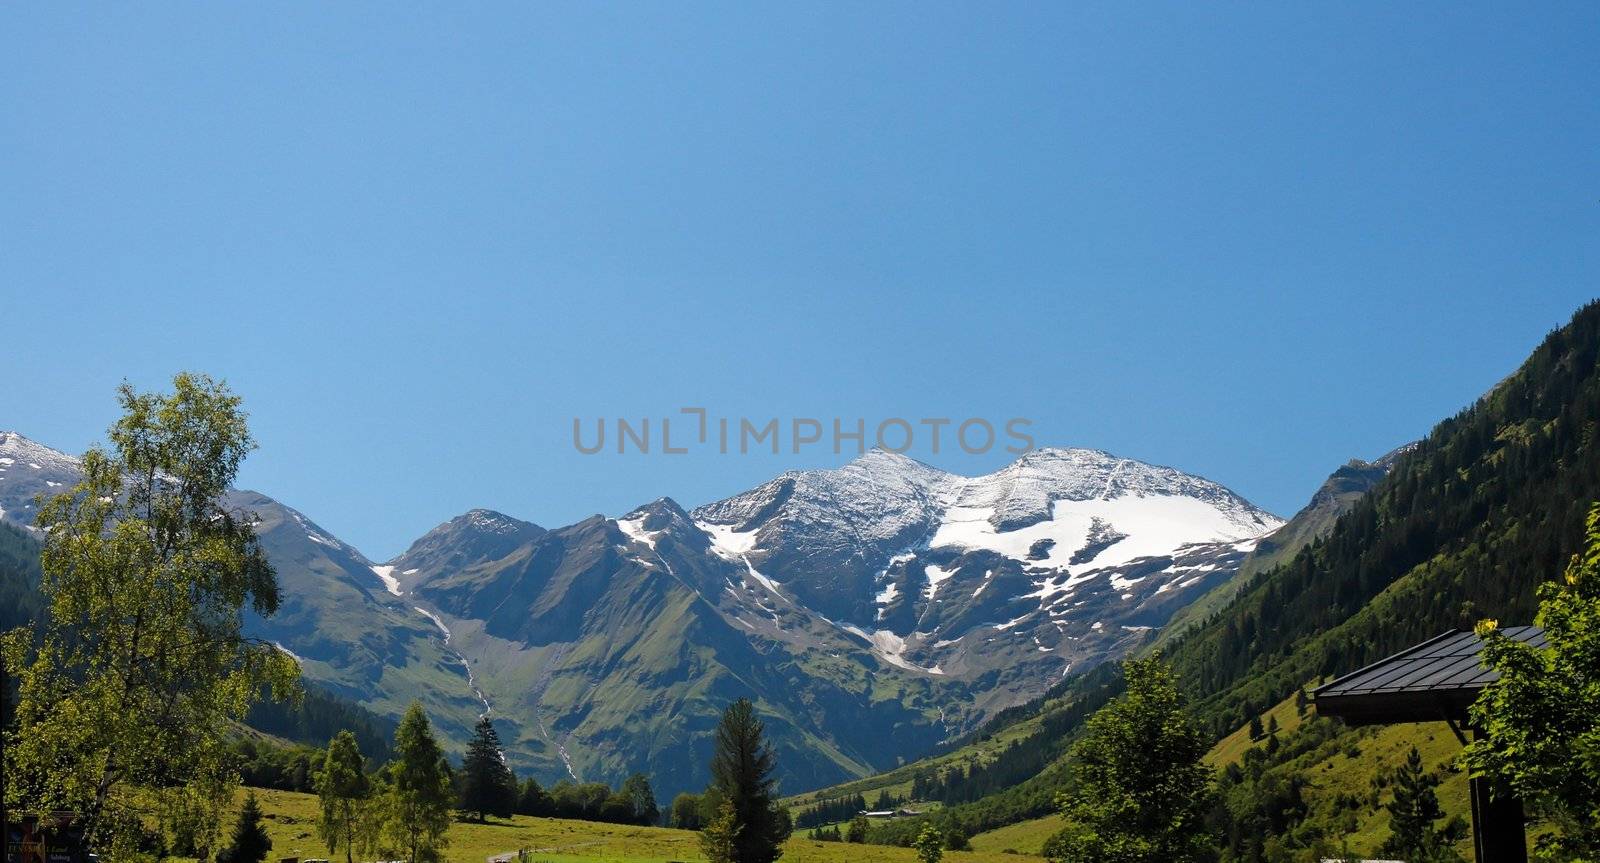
[{"xmin": 0, "ymin": 433, "xmax": 82, "ymax": 526}]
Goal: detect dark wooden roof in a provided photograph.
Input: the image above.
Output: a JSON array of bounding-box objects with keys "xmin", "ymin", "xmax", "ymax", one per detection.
[{"xmin": 1312, "ymin": 626, "xmax": 1545, "ymax": 725}]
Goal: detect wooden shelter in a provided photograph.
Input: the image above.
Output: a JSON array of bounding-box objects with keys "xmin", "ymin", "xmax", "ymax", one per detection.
[{"xmin": 1312, "ymin": 627, "xmax": 1543, "ymax": 863}]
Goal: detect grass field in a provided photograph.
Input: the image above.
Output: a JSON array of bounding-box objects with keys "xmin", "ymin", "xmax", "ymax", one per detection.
[{"xmin": 245, "ymin": 789, "xmax": 1045, "ymax": 863}]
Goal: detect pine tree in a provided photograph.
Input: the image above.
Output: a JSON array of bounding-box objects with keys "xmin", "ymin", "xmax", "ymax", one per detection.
[
  {"xmin": 387, "ymin": 702, "xmax": 453, "ymax": 862},
  {"xmin": 708, "ymin": 698, "xmax": 791, "ymax": 863},
  {"xmin": 1379, "ymin": 747, "xmax": 1462, "ymax": 862},
  {"xmin": 317, "ymin": 730, "xmax": 371, "ymax": 863},
  {"xmin": 460, "ymin": 716, "xmax": 516, "ymax": 821},
  {"xmin": 1247, "ymin": 715, "xmax": 1264, "ymax": 740},
  {"xmin": 1043, "ymin": 656, "xmax": 1213, "ymax": 863},
  {"xmin": 218, "ymin": 792, "xmax": 273, "ymax": 863}
]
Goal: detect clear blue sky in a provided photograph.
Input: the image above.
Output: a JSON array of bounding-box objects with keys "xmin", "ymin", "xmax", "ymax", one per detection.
[{"xmin": 4, "ymin": 3, "xmax": 1596, "ymax": 559}]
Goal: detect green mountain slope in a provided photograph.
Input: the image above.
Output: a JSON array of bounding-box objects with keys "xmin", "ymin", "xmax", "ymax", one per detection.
[
  {"xmin": 1170, "ymin": 299, "xmax": 1600, "ymax": 738},
  {"xmin": 819, "ymin": 299, "xmax": 1600, "ymax": 851},
  {"xmin": 0, "ymin": 519, "xmax": 44, "ymax": 632},
  {"xmin": 1154, "ymin": 450, "xmax": 1403, "ymax": 650}
]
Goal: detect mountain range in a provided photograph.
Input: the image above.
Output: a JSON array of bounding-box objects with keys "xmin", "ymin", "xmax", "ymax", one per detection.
[{"xmin": 1, "ymin": 433, "xmax": 1352, "ymax": 797}]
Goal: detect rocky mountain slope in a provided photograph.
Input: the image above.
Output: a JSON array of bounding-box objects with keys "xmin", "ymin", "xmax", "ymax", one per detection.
[
  {"xmin": 0, "ymin": 431, "xmax": 490, "ymax": 748},
  {"xmin": 0, "ymin": 431, "xmax": 1282, "ymax": 796}
]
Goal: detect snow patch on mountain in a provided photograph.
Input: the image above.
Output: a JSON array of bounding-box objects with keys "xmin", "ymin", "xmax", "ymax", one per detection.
[
  {"xmin": 840, "ymin": 624, "xmax": 945, "ymax": 675},
  {"xmin": 616, "ymin": 514, "xmax": 660, "ymax": 549},
  {"xmin": 929, "ymin": 494, "xmax": 1273, "ymax": 572},
  {"xmin": 370, "ymin": 564, "xmax": 403, "ymax": 596},
  {"xmin": 698, "ymin": 520, "xmax": 761, "ymax": 557}
]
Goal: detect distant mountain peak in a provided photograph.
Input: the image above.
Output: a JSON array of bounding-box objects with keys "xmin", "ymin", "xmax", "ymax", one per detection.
[{"xmin": 459, "ymin": 508, "xmax": 540, "ymax": 535}]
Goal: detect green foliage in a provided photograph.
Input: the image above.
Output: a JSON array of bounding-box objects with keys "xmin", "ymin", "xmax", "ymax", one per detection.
[
  {"xmin": 620, "ymin": 773, "xmax": 662, "ymax": 826},
  {"xmin": 218, "ymin": 791, "xmax": 273, "ymax": 863},
  {"xmin": 796, "ymin": 793, "xmax": 868, "ymax": 829},
  {"xmin": 317, "ymin": 730, "xmax": 372, "ymax": 863},
  {"xmin": 1466, "ymin": 502, "xmax": 1600, "ymax": 862},
  {"xmin": 701, "ymin": 799, "xmax": 741, "ymax": 863},
  {"xmin": 387, "ymin": 702, "xmax": 454, "ymax": 863},
  {"xmin": 0, "ymin": 520, "xmax": 43, "ymax": 633},
  {"xmin": 1, "ymin": 374, "xmax": 300, "ymax": 861},
  {"xmin": 1043, "ymin": 656, "xmax": 1212, "ymax": 863},
  {"xmin": 1378, "ymin": 747, "xmax": 1463, "ymax": 863},
  {"xmin": 518, "ymin": 777, "xmax": 555, "ymax": 818},
  {"xmin": 710, "ymin": 698, "xmax": 792, "ymax": 863},
  {"xmin": 244, "ymin": 683, "xmax": 396, "ymax": 761},
  {"xmin": 671, "ymin": 791, "xmax": 705, "ymax": 829},
  {"xmin": 1171, "ymin": 301, "xmax": 1600, "ymax": 743},
  {"xmin": 914, "ymin": 823, "xmax": 945, "ymax": 863},
  {"xmin": 459, "ymin": 716, "xmax": 517, "ymax": 821},
  {"xmin": 847, "ymin": 816, "xmax": 870, "ymax": 844},
  {"xmin": 233, "ymin": 736, "xmax": 321, "ymax": 793}
]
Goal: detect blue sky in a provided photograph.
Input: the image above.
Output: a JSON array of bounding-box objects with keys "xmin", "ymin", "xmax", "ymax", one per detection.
[{"xmin": 4, "ymin": 3, "xmax": 1596, "ymax": 559}]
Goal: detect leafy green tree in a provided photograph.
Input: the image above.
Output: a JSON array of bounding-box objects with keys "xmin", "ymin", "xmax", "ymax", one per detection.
[
  {"xmin": 620, "ymin": 773, "xmax": 660, "ymax": 825},
  {"xmin": 217, "ymin": 792, "xmax": 273, "ymax": 863},
  {"xmin": 846, "ymin": 815, "xmax": 870, "ymax": 843},
  {"xmin": 387, "ymin": 702, "xmax": 454, "ymax": 862},
  {"xmin": 1378, "ymin": 747, "xmax": 1462, "ymax": 863},
  {"xmin": 670, "ymin": 792, "xmax": 704, "ymax": 829},
  {"xmin": 701, "ymin": 799, "xmax": 740, "ymax": 863},
  {"xmin": 317, "ymin": 731, "xmax": 372, "ymax": 863},
  {"xmin": 709, "ymin": 698, "xmax": 792, "ymax": 863},
  {"xmin": 914, "ymin": 823, "xmax": 945, "ymax": 863},
  {"xmin": 0, "ymin": 374, "xmax": 300, "ymax": 860},
  {"xmin": 1467, "ymin": 502, "xmax": 1600, "ymax": 862},
  {"xmin": 1043, "ymin": 656, "xmax": 1213, "ymax": 863},
  {"xmin": 518, "ymin": 777, "xmax": 554, "ymax": 817},
  {"xmin": 459, "ymin": 716, "xmax": 517, "ymax": 821}
]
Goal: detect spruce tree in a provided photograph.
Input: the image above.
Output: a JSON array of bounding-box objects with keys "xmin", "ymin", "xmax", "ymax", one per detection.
[
  {"xmin": 218, "ymin": 792, "xmax": 273, "ymax": 863},
  {"xmin": 460, "ymin": 716, "xmax": 517, "ymax": 821},
  {"xmin": 1379, "ymin": 747, "xmax": 1462, "ymax": 862},
  {"xmin": 317, "ymin": 730, "xmax": 371, "ymax": 863},
  {"xmin": 387, "ymin": 702, "xmax": 453, "ymax": 862},
  {"xmin": 708, "ymin": 698, "xmax": 791, "ymax": 863}
]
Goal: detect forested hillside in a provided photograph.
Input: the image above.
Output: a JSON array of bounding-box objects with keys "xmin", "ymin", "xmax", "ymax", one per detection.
[
  {"xmin": 0, "ymin": 520, "xmax": 43, "ymax": 632},
  {"xmin": 1171, "ymin": 298, "xmax": 1600, "ymax": 738},
  {"xmin": 844, "ymin": 299, "xmax": 1600, "ymax": 854}
]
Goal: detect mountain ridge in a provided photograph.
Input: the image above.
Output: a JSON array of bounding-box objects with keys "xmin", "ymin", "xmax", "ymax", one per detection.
[{"xmin": 0, "ymin": 431, "xmax": 1282, "ymax": 796}]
